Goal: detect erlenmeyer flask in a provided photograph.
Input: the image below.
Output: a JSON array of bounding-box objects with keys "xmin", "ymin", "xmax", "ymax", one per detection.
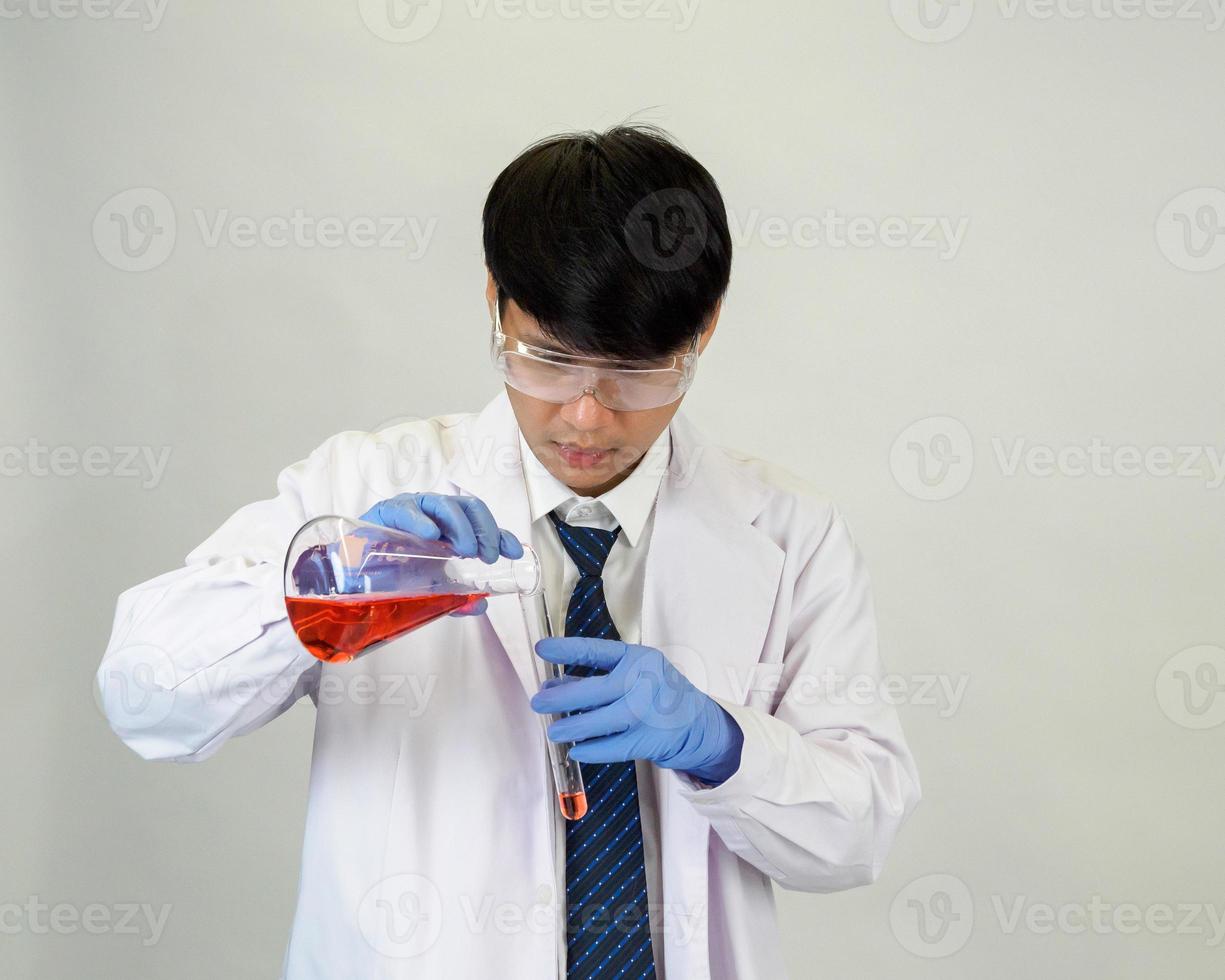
[{"xmin": 283, "ymin": 514, "xmax": 541, "ymax": 663}]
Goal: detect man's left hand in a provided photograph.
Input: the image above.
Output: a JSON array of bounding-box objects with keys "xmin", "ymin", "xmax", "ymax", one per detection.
[{"xmin": 530, "ymin": 637, "xmax": 744, "ymax": 786}]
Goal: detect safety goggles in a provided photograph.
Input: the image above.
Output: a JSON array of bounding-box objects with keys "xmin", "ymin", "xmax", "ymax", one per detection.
[{"xmin": 489, "ymin": 300, "xmax": 700, "ymax": 412}]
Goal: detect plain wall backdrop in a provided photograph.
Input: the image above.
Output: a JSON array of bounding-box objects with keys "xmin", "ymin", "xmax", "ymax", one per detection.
[{"xmin": 3, "ymin": 2, "xmax": 1224, "ymax": 977}]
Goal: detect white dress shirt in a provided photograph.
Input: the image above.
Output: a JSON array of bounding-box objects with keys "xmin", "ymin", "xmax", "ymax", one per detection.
[{"xmin": 517, "ymin": 425, "xmax": 672, "ymax": 980}]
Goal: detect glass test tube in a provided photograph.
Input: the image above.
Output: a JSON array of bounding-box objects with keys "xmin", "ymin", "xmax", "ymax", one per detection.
[{"xmin": 520, "ymin": 590, "xmax": 588, "ymax": 820}]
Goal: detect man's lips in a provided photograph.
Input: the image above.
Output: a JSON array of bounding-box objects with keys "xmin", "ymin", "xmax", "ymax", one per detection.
[{"xmin": 553, "ymin": 441, "xmax": 612, "ymax": 468}]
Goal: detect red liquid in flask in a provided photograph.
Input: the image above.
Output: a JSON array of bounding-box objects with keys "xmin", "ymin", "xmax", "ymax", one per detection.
[{"xmin": 286, "ymin": 593, "xmax": 488, "ymax": 663}]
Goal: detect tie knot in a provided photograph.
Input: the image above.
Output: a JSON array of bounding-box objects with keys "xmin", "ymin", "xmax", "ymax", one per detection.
[{"xmin": 548, "ymin": 511, "xmax": 621, "ymax": 578}]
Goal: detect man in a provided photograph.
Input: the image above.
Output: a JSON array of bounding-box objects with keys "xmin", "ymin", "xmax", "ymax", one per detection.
[{"xmin": 98, "ymin": 124, "xmax": 921, "ymax": 979}]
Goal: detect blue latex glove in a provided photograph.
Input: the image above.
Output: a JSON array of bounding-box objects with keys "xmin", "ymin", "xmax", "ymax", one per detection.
[
  {"xmin": 359, "ymin": 492, "xmax": 523, "ymax": 617},
  {"xmin": 530, "ymin": 637, "xmax": 745, "ymax": 785}
]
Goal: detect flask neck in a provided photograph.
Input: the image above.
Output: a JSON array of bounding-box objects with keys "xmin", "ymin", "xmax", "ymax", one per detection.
[{"xmin": 445, "ymin": 546, "xmax": 542, "ymax": 597}]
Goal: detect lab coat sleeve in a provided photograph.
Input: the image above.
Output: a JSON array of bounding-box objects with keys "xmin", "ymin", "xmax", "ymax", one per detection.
[
  {"xmin": 96, "ymin": 445, "xmax": 331, "ymax": 764},
  {"xmin": 675, "ymin": 506, "xmax": 922, "ymax": 892}
]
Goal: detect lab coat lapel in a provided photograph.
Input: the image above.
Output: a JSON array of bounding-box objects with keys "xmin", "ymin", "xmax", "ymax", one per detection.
[
  {"xmin": 440, "ymin": 391, "xmax": 541, "ymax": 702},
  {"xmin": 642, "ymin": 409, "xmax": 786, "ymax": 980},
  {"xmin": 642, "ymin": 407, "xmax": 785, "ymax": 707}
]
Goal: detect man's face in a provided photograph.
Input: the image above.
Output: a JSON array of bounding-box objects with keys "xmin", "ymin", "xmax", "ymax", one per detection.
[{"xmin": 487, "ymin": 280, "xmax": 717, "ymax": 498}]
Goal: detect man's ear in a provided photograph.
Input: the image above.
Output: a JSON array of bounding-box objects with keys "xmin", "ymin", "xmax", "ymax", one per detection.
[
  {"xmin": 485, "ymin": 268, "xmax": 497, "ymax": 315},
  {"xmin": 698, "ymin": 299, "xmax": 721, "ymax": 355}
]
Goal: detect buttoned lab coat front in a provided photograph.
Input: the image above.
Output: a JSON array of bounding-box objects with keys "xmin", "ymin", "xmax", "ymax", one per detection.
[{"xmin": 98, "ymin": 390, "xmax": 922, "ymax": 980}]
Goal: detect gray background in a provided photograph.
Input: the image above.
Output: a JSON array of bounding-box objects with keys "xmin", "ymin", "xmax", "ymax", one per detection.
[{"xmin": 3, "ymin": 2, "xmax": 1224, "ymax": 977}]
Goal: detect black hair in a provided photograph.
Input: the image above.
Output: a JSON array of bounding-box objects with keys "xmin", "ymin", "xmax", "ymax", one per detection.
[{"xmin": 482, "ymin": 123, "xmax": 732, "ymax": 361}]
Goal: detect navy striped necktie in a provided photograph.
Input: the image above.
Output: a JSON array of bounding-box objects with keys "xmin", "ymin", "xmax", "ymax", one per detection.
[{"xmin": 548, "ymin": 511, "xmax": 657, "ymax": 980}]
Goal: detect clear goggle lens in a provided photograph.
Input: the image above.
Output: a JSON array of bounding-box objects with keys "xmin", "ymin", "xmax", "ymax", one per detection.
[
  {"xmin": 497, "ymin": 351, "xmax": 692, "ymax": 411},
  {"xmin": 489, "ymin": 302, "xmax": 699, "ymax": 412}
]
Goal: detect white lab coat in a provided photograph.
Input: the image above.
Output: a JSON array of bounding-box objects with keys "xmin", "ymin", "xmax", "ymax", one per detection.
[{"xmin": 98, "ymin": 390, "xmax": 921, "ymax": 979}]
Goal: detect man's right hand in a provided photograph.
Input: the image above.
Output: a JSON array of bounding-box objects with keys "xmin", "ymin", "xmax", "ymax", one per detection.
[{"xmin": 359, "ymin": 493, "xmax": 525, "ymax": 617}]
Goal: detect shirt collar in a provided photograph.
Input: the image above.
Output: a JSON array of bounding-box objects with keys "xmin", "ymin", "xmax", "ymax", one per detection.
[{"xmin": 517, "ymin": 425, "xmax": 672, "ymax": 548}]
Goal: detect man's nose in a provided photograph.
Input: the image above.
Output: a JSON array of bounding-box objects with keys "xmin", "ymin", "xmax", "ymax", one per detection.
[{"xmin": 560, "ymin": 390, "xmax": 617, "ymax": 429}]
